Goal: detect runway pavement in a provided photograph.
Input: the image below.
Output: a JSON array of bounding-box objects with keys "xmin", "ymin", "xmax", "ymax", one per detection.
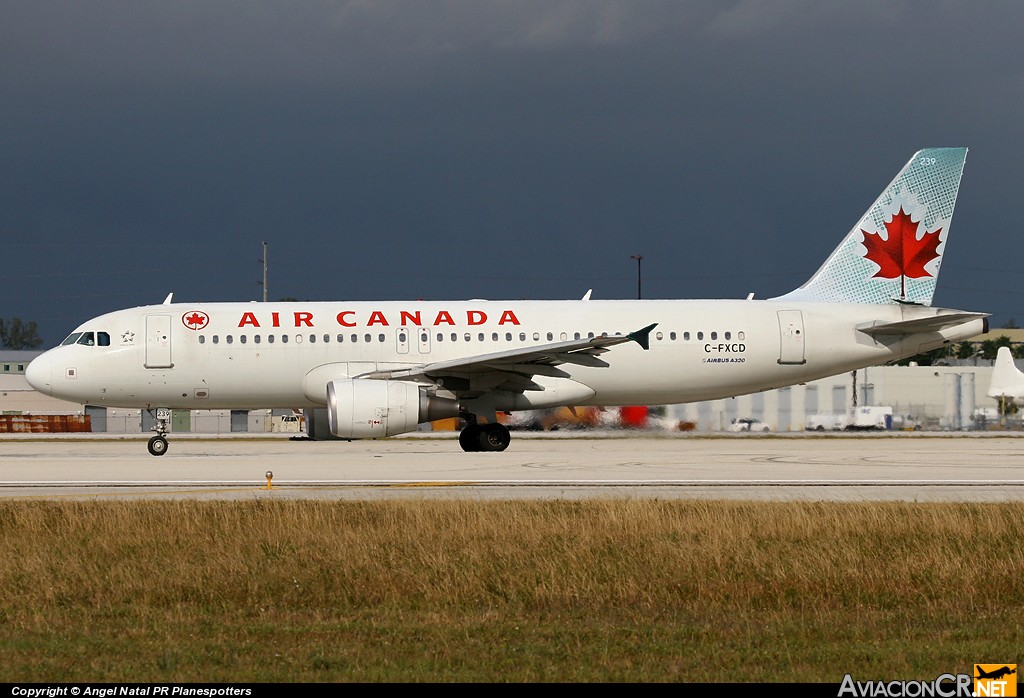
[{"xmin": 3, "ymin": 431, "xmax": 1024, "ymax": 501}]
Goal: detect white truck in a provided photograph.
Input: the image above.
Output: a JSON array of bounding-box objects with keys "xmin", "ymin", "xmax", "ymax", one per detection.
[
  {"xmin": 808, "ymin": 407, "xmax": 893, "ymax": 431},
  {"xmin": 807, "ymin": 414, "xmax": 845, "ymax": 431},
  {"xmin": 845, "ymin": 405, "xmax": 893, "ymax": 431}
]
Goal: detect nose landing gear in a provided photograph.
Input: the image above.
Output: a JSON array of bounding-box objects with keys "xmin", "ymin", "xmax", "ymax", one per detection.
[{"xmin": 147, "ymin": 407, "xmax": 171, "ymax": 456}]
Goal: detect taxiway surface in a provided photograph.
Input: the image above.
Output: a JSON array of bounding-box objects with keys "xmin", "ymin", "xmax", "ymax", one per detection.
[{"xmin": 2, "ymin": 432, "xmax": 1024, "ymax": 502}]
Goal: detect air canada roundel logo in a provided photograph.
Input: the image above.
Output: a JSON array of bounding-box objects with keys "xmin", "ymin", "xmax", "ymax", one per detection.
[{"xmin": 182, "ymin": 311, "xmax": 210, "ymax": 331}]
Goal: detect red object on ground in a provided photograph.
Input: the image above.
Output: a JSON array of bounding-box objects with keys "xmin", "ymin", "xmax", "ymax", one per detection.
[{"xmin": 619, "ymin": 406, "xmax": 649, "ymax": 428}]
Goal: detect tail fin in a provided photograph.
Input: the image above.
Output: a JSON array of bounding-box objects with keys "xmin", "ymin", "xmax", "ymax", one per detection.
[
  {"xmin": 987, "ymin": 347, "xmax": 1024, "ymax": 400},
  {"xmin": 774, "ymin": 148, "xmax": 967, "ymax": 306}
]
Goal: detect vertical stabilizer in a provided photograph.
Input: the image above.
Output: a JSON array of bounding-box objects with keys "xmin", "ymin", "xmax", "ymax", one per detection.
[
  {"xmin": 774, "ymin": 148, "xmax": 967, "ymax": 306},
  {"xmin": 987, "ymin": 347, "xmax": 1024, "ymax": 400}
]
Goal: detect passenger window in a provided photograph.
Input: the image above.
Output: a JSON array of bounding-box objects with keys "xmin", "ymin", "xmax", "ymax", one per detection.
[
  {"xmin": 464, "ymin": 333, "xmax": 471, "ymax": 342},
  {"xmin": 547, "ymin": 333, "xmax": 553, "ymax": 341},
  {"xmin": 213, "ymin": 336, "xmax": 220, "ymax": 344},
  {"xmin": 295, "ymin": 335, "xmax": 302, "ymax": 344},
  {"xmin": 533, "ymin": 332, "xmax": 539, "ymax": 341},
  {"xmin": 478, "ymin": 333, "xmax": 484, "ymax": 341},
  {"xmin": 351, "ymin": 334, "xmax": 357, "ymax": 343},
  {"xmin": 738, "ymin": 331, "xmax": 745, "ymax": 340},
  {"xmin": 364, "ymin": 334, "xmax": 371, "ymax": 343},
  {"xmin": 199, "ymin": 335, "xmax": 206, "ymax": 344},
  {"xmin": 520, "ymin": 333, "xmax": 526, "ymax": 341},
  {"xmin": 725, "ymin": 332, "xmax": 731, "ymax": 340},
  {"xmin": 226, "ymin": 335, "xmax": 233, "ymax": 344},
  {"xmin": 574, "ymin": 332, "xmax": 580, "ymax": 340},
  {"xmin": 436, "ymin": 333, "xmax": 443, "ymax": 342},
  {"xmin": 491, "ymin": 332, "xmax": 498, "ymax": 341},
  {"xmin": 656, "ymin": 332, "xmax": 663, "ymax": 340},
  {"xmin": 309, "ymin": 334, "xmax": 316, "ymax": 343},
  {"xmin": 337, "ymin": 334, "xmax": 344, "ymax": 343},
  {"xmin": 451, "ymin": 333, "xmax": 457, "ymax": 342},
  {"xmin": 254, "ymin": 335, "xmax": 261, "ymax": 344},
  {"xmin": 711, "ymin": 332, "xmax": 718, "ymax": 340},
  {"xmin": 282, "ymin": 335, "xmax": 289, "ymax": 344},
  {"xmin": 697, "ymin": 332, "xmax": 704, "ymax": 340},
  {"xmin": 240, "ymin": 335, "xmax": 247, "ymax": 344},
  {"xmin": 268, "ymin": 335, "xmax": 275, "ymax": 344},
  {"xmin": 684, "ymin": 332, "xmax": 690, "ymax": 340}
]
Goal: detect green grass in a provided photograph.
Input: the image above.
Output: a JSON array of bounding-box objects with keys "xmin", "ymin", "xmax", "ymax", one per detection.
[{"xmin": 1, "ymin": 499, "xmax": 1021, "ymax": 682}]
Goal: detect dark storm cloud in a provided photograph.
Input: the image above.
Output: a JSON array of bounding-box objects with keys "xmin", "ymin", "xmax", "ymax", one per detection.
[{"xmin": 3, "ymin": 1, "xmax": 1023, "ymax": 344}]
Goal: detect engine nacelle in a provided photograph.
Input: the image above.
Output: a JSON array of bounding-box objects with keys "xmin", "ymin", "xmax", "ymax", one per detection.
[{"xmin": 327, "ymin": 379, "xmax": 459, "ymax": 439}]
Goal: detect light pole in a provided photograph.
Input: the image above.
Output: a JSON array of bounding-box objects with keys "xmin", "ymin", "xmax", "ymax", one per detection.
[
  {"xmin": 258, "ymin": 241, "xmax": 269, "ymax": 302},
  {"xmin": 630, "ymin": 255, "xmax": 643, "ymax": 299}
]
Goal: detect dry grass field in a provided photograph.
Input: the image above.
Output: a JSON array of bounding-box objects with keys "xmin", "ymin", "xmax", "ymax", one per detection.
[{"xmin": 1, "ymin": 499, "xmax": 1021, "ymax": 682}]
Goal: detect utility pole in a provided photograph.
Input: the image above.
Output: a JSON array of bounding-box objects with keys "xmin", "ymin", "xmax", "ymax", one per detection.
[
  {"xmin": 630, "ymin": 255, "xmax": 643, "ymax": 300},
  {"xmin": 258, "ymin": 241, "xmax": 268, "ymax": 302}
]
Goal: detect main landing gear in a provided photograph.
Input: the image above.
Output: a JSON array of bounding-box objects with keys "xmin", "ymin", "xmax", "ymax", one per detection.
[
  {"xmin": 147, "ymin": 407, "xmax": 171, "ymax": 457},
  {"xmin": 458, "ymin": 421, "xmax": 511, "ymax": 452}
]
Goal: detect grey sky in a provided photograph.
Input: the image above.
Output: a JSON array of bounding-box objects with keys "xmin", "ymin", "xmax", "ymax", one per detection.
[{"xmin": 3, "ymin": 1, "xmax": 1023, "ymax": 345}]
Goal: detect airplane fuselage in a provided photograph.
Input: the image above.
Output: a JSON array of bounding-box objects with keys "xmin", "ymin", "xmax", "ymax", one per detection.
[{"xmin": 27, "ymin": 299, "xmax": 985, "ymax": 412}]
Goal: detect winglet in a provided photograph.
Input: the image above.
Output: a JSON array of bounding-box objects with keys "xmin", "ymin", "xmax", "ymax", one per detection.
[{"xmin": 628, "ymin": 323, "xmax": 657, "ymax": 351}]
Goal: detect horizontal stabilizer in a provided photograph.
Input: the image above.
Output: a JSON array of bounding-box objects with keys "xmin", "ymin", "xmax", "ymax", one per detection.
[{"xmin": 858, "ymin": 312, "xmax": 989, "ymax": 336}]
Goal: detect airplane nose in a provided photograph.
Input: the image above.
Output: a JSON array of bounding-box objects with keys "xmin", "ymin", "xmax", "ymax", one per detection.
[{"xmin": 25, "ymin": 353, "xmax": 52, "ymax": 395}]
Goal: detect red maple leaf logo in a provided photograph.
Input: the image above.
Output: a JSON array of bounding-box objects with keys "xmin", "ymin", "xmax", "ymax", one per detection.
[
  {"xmin": 861, "ymin": 207, "xmax": 942, "ymax": 299},
  {"xmin": 182, "ymin": 311, "xmax": 209, "ymax": 330}
]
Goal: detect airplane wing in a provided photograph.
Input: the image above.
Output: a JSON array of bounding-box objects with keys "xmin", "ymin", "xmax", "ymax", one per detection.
[{"xmin": 360, "ymin": 323, "xmax": 657, "ymax": 395}]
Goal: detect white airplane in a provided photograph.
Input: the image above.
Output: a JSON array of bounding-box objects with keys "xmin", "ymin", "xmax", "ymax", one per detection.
[
  {"xmin": 987, "ymin": 347, "xmax": 1024, "ymax": 401},
  {"xmin": 26, "ymin": 148, "xmax": 988, "ymax": 456}
]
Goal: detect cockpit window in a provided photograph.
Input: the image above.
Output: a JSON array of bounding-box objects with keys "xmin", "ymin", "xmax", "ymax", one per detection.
[{"xmin": 61, "ymin": 331, "xmax": 110, "ymax": 346}]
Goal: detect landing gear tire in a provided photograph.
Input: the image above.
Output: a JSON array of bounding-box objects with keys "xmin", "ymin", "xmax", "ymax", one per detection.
[
  {"xmin": 459, "ymin": 424, "xmax": 482, "ymax": 452},
  {"xmin": 148, "ymin": 435, "xmax": 169, "ymax": 457},
  {"xmin": 147, "ymin": 407, "xmax": 171, "ymax": 456},
  {"xmin": 478, "ymin": 423, "xmax": 511, "ymax": 452}
]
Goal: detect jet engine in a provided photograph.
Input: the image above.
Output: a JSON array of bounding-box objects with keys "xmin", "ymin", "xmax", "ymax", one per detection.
[{"xmin": 326, "ymin": 379, "xmax": 459, "ymax": 439}]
